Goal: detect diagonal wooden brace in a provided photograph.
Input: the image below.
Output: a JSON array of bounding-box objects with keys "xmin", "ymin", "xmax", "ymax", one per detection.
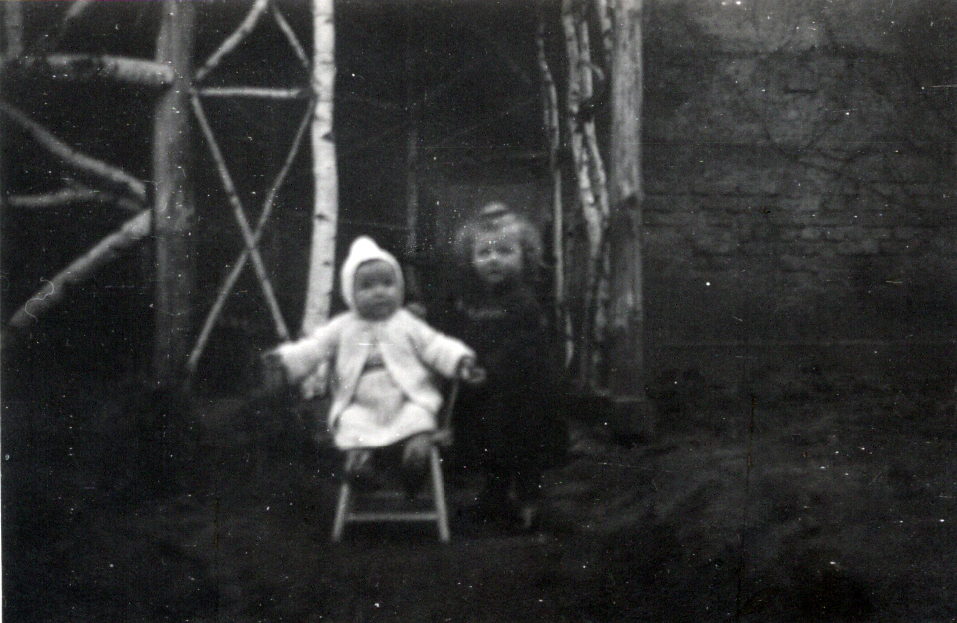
[
  {"xmin": 190, "ymin": 93, "xmax": 290, "ymax": 341},
  {"xmin": 187, "ymin": 97, "xmax": 316, "ymax": 376}
]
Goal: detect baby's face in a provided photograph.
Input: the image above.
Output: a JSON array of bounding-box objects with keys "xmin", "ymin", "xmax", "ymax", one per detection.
[
  {"xmin": 472, "ymin": 228, "xmax": 523, "ymax": 286},
  {"xmin": 353, "ymin": 260, "xmax": 401, "ymax": 320}
]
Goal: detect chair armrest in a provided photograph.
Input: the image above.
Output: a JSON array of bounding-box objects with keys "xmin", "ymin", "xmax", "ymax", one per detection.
[{"xmin": 430, "ymin": 429, "xmax": 454, "ymax": 447}]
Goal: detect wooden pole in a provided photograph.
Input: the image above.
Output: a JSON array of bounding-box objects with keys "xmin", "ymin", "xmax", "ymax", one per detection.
[
  {"xmin": 153, "ymin": 0, "xmax": 196, "ymax": 387},
  {"xmin": 404, "ymin": 7, "xmax": 420, "ymax": 260},
  {"xmin": 607, "ymin": 0, "xmax": 655, "ymax": 431},
  {"xmin": 7, "ymin": 210, "xmax": 150, "ymax": 333},
  {"xmin": 562, "ymin": 0, "xmax": 603, "ymax": 388},
  {"xmin": 13, "ymin": 54, "xmax": 174, "ymax": 87},
  {"xmin": 2, "ymin": 0, "xmax": 23, "ymax": 60},
  {"xmin": 537, "ymin": 1, "xmax": 571, "ymax": 363},
  {"xmin": 302, "ymin": 0, "xmax": 338, "ymax": 335}
]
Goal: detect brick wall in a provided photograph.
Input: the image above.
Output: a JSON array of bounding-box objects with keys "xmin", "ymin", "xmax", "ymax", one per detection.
[{"xmin": 641, "ymin": 0, "xmax": 956, "ymax": 392}]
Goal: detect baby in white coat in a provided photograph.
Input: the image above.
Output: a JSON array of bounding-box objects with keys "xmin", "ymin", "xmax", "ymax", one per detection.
[{"xmin": 269, "ymin": 236, "xmax": 484, "ymax": 489}]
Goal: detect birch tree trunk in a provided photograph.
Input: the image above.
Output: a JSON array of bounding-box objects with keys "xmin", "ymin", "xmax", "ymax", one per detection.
[
  {"xmin": 301, "ymin": 0, "xmax": 338, "ymax": 335},
  {"xmin": 153, "ymin": 0, "xmax": 196, "ymax": 387},
  {"xmin": 607, "ymin": 0, "xmax": 654, "ymax": 430},
  {"xmin": 537, "ymin": 3, "xmax": 570, "ymax": 362}
]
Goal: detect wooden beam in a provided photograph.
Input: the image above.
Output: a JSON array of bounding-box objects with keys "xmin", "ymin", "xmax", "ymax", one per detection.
[
  {"xmin": 195, "ymin": 0, "xmax": 269, "ymax": 83},
  {"xmin": 3, "ymin": 0, "xmax": 23, "ymax": 60},
  {"xmin": 152, "ymin": 0, "xmax": 196, "ymax": 387},
  {"xmin": 270, "ymin": 1, "xmax": 310, "ymax": 71},
  {"xmin": 606, "ymin": 0, "xmax": 654, "ymax": 429},
  {"xmin": 10, "ymin": 54, "xmax": 174, "ymax": 87},
  {"xmin": 196, "ymin": 86, "xmax": 308, "ymax": 99},
  {"xmin": 562, "ymin": 0, "xmax": 603, "ymax": 387}
]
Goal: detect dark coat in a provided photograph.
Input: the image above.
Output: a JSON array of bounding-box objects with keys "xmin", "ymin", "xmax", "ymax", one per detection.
[{"xmin": 443, "ymin": 279, "xmax": 568, "ymax": 476}]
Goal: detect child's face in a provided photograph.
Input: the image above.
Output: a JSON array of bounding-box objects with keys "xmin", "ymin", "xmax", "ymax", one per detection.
[
  {"xmin": 472, "ymin": 228, "xmax": 523, "ymax": 286},
  {"xmin": 353, "ymin": 260, "xmax": 401, "ymax": 320}
]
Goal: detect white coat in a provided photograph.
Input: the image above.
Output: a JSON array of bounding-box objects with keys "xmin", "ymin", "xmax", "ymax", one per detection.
[{"xmin": 275, "ymin": 307, "xmax": 473, "ymax": 447}]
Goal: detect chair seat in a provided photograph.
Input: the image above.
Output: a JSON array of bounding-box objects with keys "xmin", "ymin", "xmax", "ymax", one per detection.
[{"xmin": 331, "ymin": 444, "xmax": 451, "ymax": 542}]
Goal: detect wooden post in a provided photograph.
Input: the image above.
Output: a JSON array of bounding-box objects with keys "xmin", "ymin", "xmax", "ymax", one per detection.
[
  {"xmin": 2, "ymin": 0, "xmax": 23, "ymax": 60},
  {"xmin": 1, "ymin": 1, "xmax": 19, "ymax": 275},
  {"xmin": 302, "ymin": 0, "xmax": 338, "ymax": 335},
  {"xmin": 607, "ymin": 0, "xmax": 655, "ymax": 433},
  {"xmin": 1, "ymin": 0, "xmax": 23, "ymax": 231},
  {"xmin": 537, "ymin": 2, "xmax": 569, "ymax": 362},
  {"xmin": 153, "ymin": 0, "xmax": 196, "ymax": 387},
  {"xmin": 404, "ymin": 8, "xmax": 420, "ymax": 260},
  {"xmin": 561, "ymin": 0, "xmax": 604, "ymax": 388}
]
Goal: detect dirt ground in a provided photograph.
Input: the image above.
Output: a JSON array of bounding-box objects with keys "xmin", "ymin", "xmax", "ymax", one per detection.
[{"xmin": 4, "ymin": 369, "xmax": 957, "ymax": 622}]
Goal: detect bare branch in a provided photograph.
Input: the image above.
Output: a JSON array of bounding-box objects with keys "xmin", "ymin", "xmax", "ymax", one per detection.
[
  {"xmin": 195, "ymin": 0, "xmax": 269, "ymax": 83},
  {"xmin": 5, "ymin": 209, "xmax": 151, "ymax": 332},
  {"xmin": 270, "ymin": 2, "xmax": 310, "ymax": 71},
  {"xmin": 561, "ymin": 0, "xmax": 602, "ymax": 261},
  {"xmin": 0, "ymin": 100, "xmax": 147, "ymax": 200},
  {"xmin": 7, "ymin": 184, "xmax": 143, "ymax": 212}
]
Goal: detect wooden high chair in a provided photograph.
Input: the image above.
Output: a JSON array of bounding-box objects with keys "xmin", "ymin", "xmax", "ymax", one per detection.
[{"xmin": 330, "ymin": 379, "xmax": 460, "ymax": 543}]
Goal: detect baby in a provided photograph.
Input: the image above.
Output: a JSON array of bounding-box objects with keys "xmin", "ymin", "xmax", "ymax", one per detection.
[{"xmin": 269, "ymin": 236, "xmax": 484, "ymax": 491}]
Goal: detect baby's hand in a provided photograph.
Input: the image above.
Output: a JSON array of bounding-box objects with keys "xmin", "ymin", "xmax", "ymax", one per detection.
[{"xmin": 458, "ymin": 356, "xmax": 487, "ymax": 385}]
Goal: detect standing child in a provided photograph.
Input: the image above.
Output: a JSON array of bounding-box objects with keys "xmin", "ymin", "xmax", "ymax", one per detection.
[
  {"xmin": 268, "ymin": 236, "xmax": 485, "ymax": 494},
  {"xmin": 448, "ymin": 202, "xmax": 567, "ymax": 530}
]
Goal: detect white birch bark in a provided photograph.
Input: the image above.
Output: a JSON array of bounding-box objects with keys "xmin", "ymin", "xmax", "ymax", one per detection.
[
  {"xmin": 6, "ymin": 210, "xmax": 151, "ymax": 333},
  {"xmin": 302, "ymin": 0, "xmax": 338, "ymax": 335}
]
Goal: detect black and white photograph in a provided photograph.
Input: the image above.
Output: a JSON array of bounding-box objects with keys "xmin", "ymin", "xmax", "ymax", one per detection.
[{"xmin": 2, "ymin": 0, "xmax": 955, "ymax": 620}]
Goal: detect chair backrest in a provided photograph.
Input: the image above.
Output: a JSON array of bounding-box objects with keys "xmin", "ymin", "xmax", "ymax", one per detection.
[{"xmin": 438, "ymin": 377, "xmax": 460, "ymax": 432}]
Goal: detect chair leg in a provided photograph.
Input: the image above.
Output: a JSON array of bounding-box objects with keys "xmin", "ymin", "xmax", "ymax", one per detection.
[
  {"xmin": 331, "ymin": 481, "xmax": 351, "ymax": 542},
  {"xmin": 430, "ymin": 447, "xmax": 450, "ymax": 543}
]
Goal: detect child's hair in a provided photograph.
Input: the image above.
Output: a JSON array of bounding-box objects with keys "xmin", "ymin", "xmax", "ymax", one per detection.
[{"xmin": 453, "ymin": 202, "xmax": 543, "ymax": 283}]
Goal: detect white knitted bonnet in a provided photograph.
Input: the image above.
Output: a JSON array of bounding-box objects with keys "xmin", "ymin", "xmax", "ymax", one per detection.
[{"xmin": 339, "ymin": 236, "xmax": 404, "ymax": 310}]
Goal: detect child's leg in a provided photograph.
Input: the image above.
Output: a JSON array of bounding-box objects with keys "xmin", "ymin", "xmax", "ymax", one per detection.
[
  {"xmin": 343, "ymin": 448, "xmax": 378, "ymax": 490},
  {"xmin": 470, "ymin": 457, "xmax": 515, "ymax": 523},
  {"xmin": 344, "ymin": 448, "xmax": 373, "ymax": 473},
  {"xmin": 514, "ymin": 465, "xmax": 544, "ymax": 531},
  {"xmin": 400, "ymin": 432, "xmax": 432, "ymax": 497},
  {"xmin": 402, "ymin": 432, "xmax": 431, "ymax": 466}
]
